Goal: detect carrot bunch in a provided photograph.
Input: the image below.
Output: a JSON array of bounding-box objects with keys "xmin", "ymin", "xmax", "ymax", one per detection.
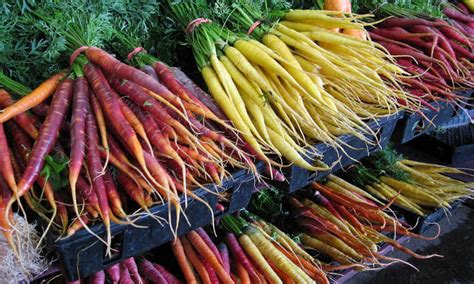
[
  {"xmin": 166, "ymin": 0, "xmax": 416, "ymax": 177},
  {"xmin": 64, "ymin": 256, "xmax": 180, "ymax": 284},
  {"xmin": 346, "ymin": 151, "xmax": 474, "ymax": 216},
  {"xmin": 0, "ymin": 42, "xmax": 266, "ymax": 253},
  {"xmin": 369, "ymin": 16, "xmax": 473, "ymax": 108}
]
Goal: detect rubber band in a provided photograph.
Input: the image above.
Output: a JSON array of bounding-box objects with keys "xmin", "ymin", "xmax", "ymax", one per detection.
[
  {"xmin": 186, "ymin": 18, "xmax": 212, "ymax": 34},
  {"xmin": 69, "ymin": 46, "xmax": 89, "ymax": 66},
  {"xmin": 127, "ymin": 47, "xmax": 147, "ymax": 62},
  {"xmin": 247, "ymin": 20, "xmax": 262, "ymax": 35}
]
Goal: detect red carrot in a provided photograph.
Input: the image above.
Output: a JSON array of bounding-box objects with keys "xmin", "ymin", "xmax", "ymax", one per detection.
[
  {"xmin": 139, "ymin": 259, "xmax": 167, "ymax": 284},
  {"xmin": 449, "ymin": 39, "xmax": 474, "ymax": 60},
  {"xmin": 16, "ymin": 78, "xmax": 73, "ymax": 196},
  {"xmin": 225, "ymin": 233, "xmax": 260, "ymax": 282},
  {"xmin": 84, "ymin": 64, "xmax": 149, "ymax": 184},
  {"xmin": 69, "ymin": 77, "xmax": 89, "ymax": 218},
  {"xmin": 90, "ymin": 270, "xmax": 106, "ymax": 284},
  {"xmin": 153, "ymin": 263, "xmax": 182, "ymax": 284},
  {"xmin": 117, "ymin": 173, "xmax": 148, "ymax": 209},
  {"xmin": 107, "ymin": 74, "xmax": 193, "ymax": 146},
  {"xmin": 106, "ymin": 263, "xmax": 121, "ymax": 284},
  {"xmin": 103, "ymin": 170, "xmax": 125, "ymax": 218},
  {"xmin": 437, "ymin": 23, "xmax": 472, "ymax": 49},
  {"xmin": 86, "ymin": 111, "xmax": 111, "ymax": 248},
  {"xmin": 379, "ymin": 17, "xmax": 447, "ymax": 28}
]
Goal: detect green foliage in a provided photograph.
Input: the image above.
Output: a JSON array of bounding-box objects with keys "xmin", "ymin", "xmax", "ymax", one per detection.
[
  {"xmin": 350, "ymin": 0, "xmax": 447, "ymax": 19},
  {"xmin": 40, "ymin": 153, "xmax": 69, "ymax": 190},
  {"xmin": 248, "ymin": 187, "xmax": 285, "ymax": 220}
]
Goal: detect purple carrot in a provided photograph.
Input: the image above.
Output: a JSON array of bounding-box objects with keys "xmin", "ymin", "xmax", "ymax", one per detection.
[
  {"xmin": 90, "ymin": 270, "xmax": 106, "ymax": 284},
  {"xmin": 458, "ymin": 2, "xmax": 470, "ymax": 14},
  {"xmin": 200, "ymin": 256, "xmax": 219, "ymax": 284},
  {"xmin": 139, "ymin": 259, "xmax": 167, "ymax": 284},
  {"xmin": 409, "ymin": 26, "xmax": 457, "ymax": 60},
  {"xmin": 30, "ymin": 102, "xmax": 50, "ymax": 118},
  {"xmin": 218, "ymin": 243, "xmax": 230, "ymax": 274},
  {"xmin": 0, "ymin": 124, "xmax": 16, "ymax": 192},
  {"xmin": 225, "ymin": 233, "xmax": 260, "ymax": 282},
  {"xmin": 171, "ymin": 67, "xmax": 228, "ymax": 120},
  {"xmin": 378, "ymin": 17, "xmax": 448, "ymax": 28},
  {"xmin": 119, "ymin": 264, "xmax": 133, "ymax": 284},
  {"xmin": 69, "ymin": 77, "xmax": 90, "ymax": 215},
  {"xmin": 443, "ymin": 7, "xmax": 474, "ymax": 23},
  {"xmin": 141, "ymin": 65, "xmax": 160, "ymax": 82},
  {"xmin": 311, "ymin": 191, "xmax": 344, "ymax": 220},
  {"xmin": 439, "ymin": 21, "xmax": 472, "ymax": 48},
  {"xmin": 122, "ymin": 257, "xmax": 142, "ymax": 284},
  {"xmin": 16, "ymin": 78, "xmax": 73, "ymax": 197},
  {"xmin": 106, "ymin": 263, "xmax": 121, "ymax": 284},
  {"xmin": 397, "ymin": 59, "xmax": 447, "ymax": 84},
  {"xmin": 153, "ymin": 264, "xmax": 182, "ymax": 284}
]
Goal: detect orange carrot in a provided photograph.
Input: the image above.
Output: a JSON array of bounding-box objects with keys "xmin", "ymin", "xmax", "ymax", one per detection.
[
  {"xmin": 171, "ymin": 238, "xmax": 198, "ymax": 284},
  {"xmin": 0, "ymin": 73, "xmax": 65, "ymax": 123}
]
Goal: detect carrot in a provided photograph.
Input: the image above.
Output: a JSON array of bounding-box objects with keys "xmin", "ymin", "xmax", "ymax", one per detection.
[
  {"xmin": 119, "ymin": 264, "xmax": 133, "ymax": 284},
  {"xmin": 437, "ymin": 21, "xmax": 472, "ymax": 48},
  {"xmin": 90, "ymin": 270, "xmax": 106, "ymax": 284},
  {"xmin": 122, "ymin": 257, "xmax": 142, "ymax": 284},
  {"xmin": 16, "ymin": 78, "xmax": 73, "ymax": 196},
  {"xmin": 111, "ymin": 91, "xmax": 153, "ymax": 155},
  {"xmin": 107, "ymin": 75, "xmax": 191, "ymax": 145},
  {"xmin": 235, "ymin": 263, "xmax": 250, "ymax": 284},
  {"xmin": 106, "ymin": 263, "xmax": 121, "ymax": 284},
  {"xmin": 0, "ymin": 73, "xmax": 65, "ymax": 123},
  {"xmin": 172, "ymin": 68, "xmax": 228, "ymax": 120},
  {"xmin": 141, "ymin": 65, "xmax": 160, "ymax": 81},
  {"xmin": 0, "ymin": 124, "xmax": 16, "ymax": 192},
  {"xmin": 103, "ymin": 170, "xmax": 125, "ymax": 218},
  {"xmin": 218, "ymin": 243, "xmax": 230, "ymax": 274},
  {"xmin": 443, "ymin": 7, "xmax": 474, "ymax": 23},
  {"xmin": 195, "ymin": 228, "xmax": 223, "ymax": 264},
  {"xmin": 238, "ymin": 233, "xmax": 281, "ymax": 284},
  {"xmin": 69, "ymin": 77, "xmax": 89, "ymax": 219},
  {"xmin": 181, "ymin": 236, "xmax": 212, "ymax": 284},
  {"xmin": 85, "ymin": 64, "xmax": 148, "ymax": 175},
  {"xmin": 275, "ymin": 245, "xmax": 327, "ymax": 283},
  {"xmin": 0, "ymin": 90, "xmax": 39, "ymax": 138},
  {"xmin": 187, "ymin": 230, "xmax": 233, "ymax": 283},
  {"xmin": 378, "ymin": 17, "xmax": 448, "ymax": 28},
  {"xmin": 67, "ymin": 214, "xmax": 89, "ymax": 237},
  {"xmin": 139, "ymin": 259, "xmax": 167, "ymax": 284},
  {"xmin": 201, "ymin": 256, "xmax": 220, "ymax": 284},
  {"xmin": 117, "ymin": 173, "xmax": 148, "ymax": 209},
  {"xmin": 153, "ymin": 263, "xmax": 182, "ymax": 284},
  {"xmin": 225, "ymin": 233, "xmax": 261, "ymax": 282},
  {"xmin": 171, "ymin": 238, "xmax": 198, "ymax": 284},
  {"xmin": 89, "ymin": 93, "xmax": 109, "ymax": 169},
  {"xmin": 86, "ymin": 111, "xmax": 111, "ymax": 250},
  {"xmin": 0, "ymin": 174, "xmax": 16, "ymax": 255}
]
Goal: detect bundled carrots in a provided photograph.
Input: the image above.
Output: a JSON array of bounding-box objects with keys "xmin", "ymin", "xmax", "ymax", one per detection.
[
  {"xmin": 346, "ymin": 149, "xmax": 474, "ymax": 216},
  {"xmin": 167, "ymin": 0, "xmax": 414, "ymax": 175},
  {"xmin": 0, "ymin": 45, "xmax": 264, "ymax": 254}
]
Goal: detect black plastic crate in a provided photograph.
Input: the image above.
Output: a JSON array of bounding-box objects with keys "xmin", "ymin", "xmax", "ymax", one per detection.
[
  {"xmin": 392, "ymin": 101, "xmax": 455, "ymax": 144},
  {"xmin": 411, "ymin": 124, "xmax": 474, "ymax": 165},
  {"xmin": 272, "ymin": 112, "xmax": 402, "ymax": 193},
  {"xmin": 46, "ymin": 167, "xmax": 259, "ymax": 281},
  {"xmin": 401, "ymin": 198, "xmax": 466, "ymax": 235}
]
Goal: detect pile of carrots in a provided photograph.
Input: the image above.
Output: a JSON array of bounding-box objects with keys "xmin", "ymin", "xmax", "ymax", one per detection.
[
  {"xmin": 0, "ymin": 45, "xmax": 268, "ymax": 255},
  {"xmin": 368, "ymin": 6, "xmax": 473, "ymax": 108},
  {"xmin": 167, "ymin": 0, "xmax": 414, "ymax": 173},
  {"xmin": 346, "ymin": 152, "xmax": 474, "ymax": 216},
  {"xmin": 66, "ymin": 256, "xmax": 180, "ymax": 284}
]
